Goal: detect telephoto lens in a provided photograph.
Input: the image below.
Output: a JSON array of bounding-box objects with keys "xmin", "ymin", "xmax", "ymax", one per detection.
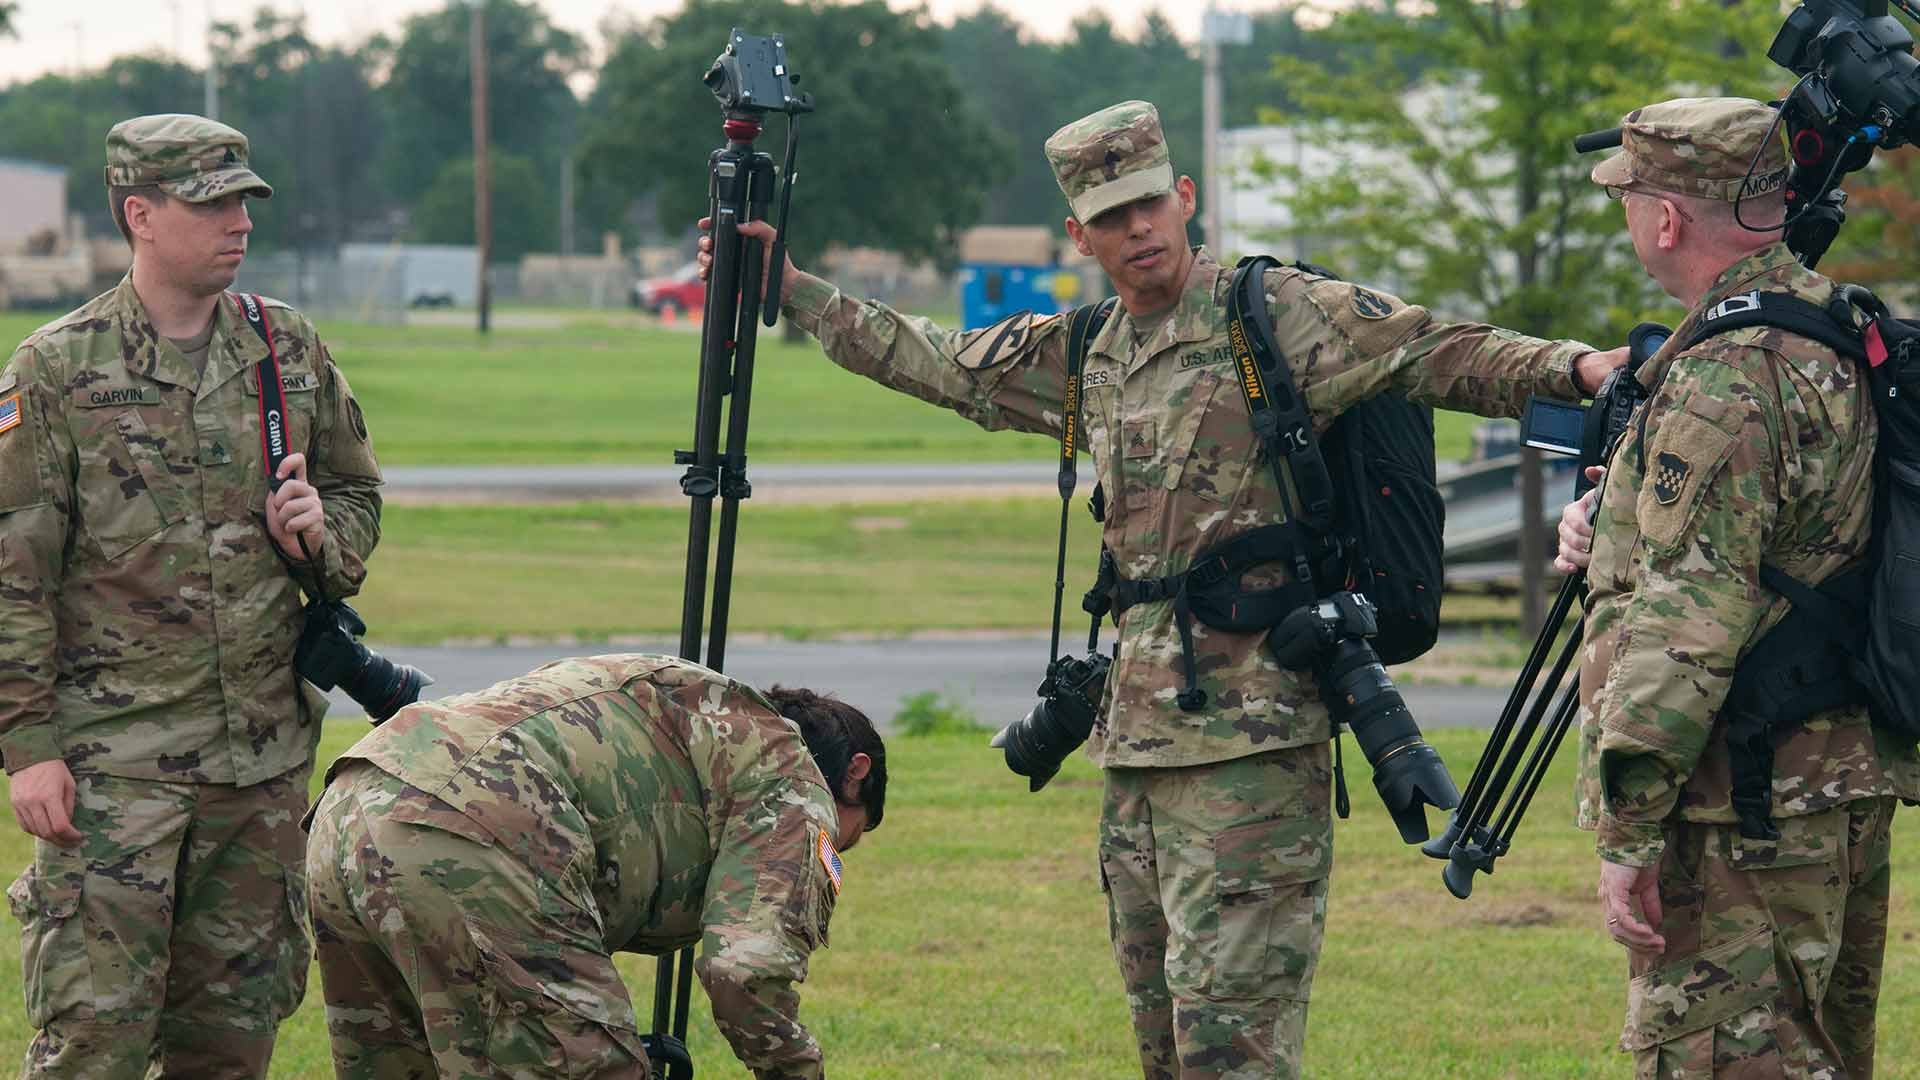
[
  {"xmin": 295, "ymin": 600, "xmax": 433, "ymax": 723},
  {"xmin": 991, "ymin": 652, "xmax": 1110, "ymax": 791},
  {"xmin": 1317, "ymin": 636, "xmax": 1459, "ymax": 844}
]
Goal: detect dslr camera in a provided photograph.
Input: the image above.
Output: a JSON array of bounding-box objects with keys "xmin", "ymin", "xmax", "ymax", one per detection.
[
  {"xmin": 1269, "ymin": 592, "xmax": 1459, "ymax": 844},
  {"xmin": 993, "ymin": 650, "xmax": 1110, "ymax": 792},
  {"xmin": 296, "ymin": 599, "xmax": 431, "ymax": 724}
]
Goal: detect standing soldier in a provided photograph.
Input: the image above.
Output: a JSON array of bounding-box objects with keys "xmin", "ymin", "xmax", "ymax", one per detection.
[
  {"xmin": 304, "ymin": 654, "xmax": 885, "ymax": 1079},
  {"xmin": 0, "ymin": 115, "xmax": 384, "ymax": 1075},
  {"xmin": 1555, "ymin": 98, "xmax": 1919, "ymax": 1076},
  {"xmin": 705, "ymin": 101, "xmax": 1625, "ymax": 1077}
]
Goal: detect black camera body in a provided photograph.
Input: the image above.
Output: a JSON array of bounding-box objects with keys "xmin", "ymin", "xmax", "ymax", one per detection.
[
  {"xmin": 704, "ymin": 30, "xmax": 813, "ymax": 117},
  {"xmin": 1771, "ymin": 1, "xmax": 1920, "ymax": 148},
  {"xmin": 296, "ymin": 600, "xmax": 430, "ymax": 724},
  {"xmin": 994, "ymin": 651, "xmax": 1111, "ymax": 792},
  {"xmin": 1270, "ymin": 592, "xmax": 1459, "ymax": 844}
]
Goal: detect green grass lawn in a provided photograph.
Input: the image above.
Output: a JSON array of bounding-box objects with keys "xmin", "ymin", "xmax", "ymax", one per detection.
[
  {"xmin": 0, "ymin": 312, "xmax": 1485, "ymax": 465},
  {"xmin": 0, "ymin": 726, "xmax": 1912, "ymax": 1078}
]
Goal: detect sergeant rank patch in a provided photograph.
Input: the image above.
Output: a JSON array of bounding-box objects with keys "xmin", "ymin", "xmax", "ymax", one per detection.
[
  {"xmin": 816, "ymin": 829, "xmax": 843, "ymax": 895},
  {"xmin": 0, "ymin": 393, "xmax": 21, "ymax": 437},
  {"xmin": 1653, "ymin": 451, "xmax": 1690, "ymax": 505}
]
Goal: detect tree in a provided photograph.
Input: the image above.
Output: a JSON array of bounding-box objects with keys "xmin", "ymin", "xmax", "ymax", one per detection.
[
  {"xmin": 1261, "ymin": 0, "xmax": 1784, "ymax": 345},
  {"xmin": 0, "ymin": 3, "xmax": 16, "ymax": 39},
  {"xmin": 579, "ymin": 0, "xmax": 1007, "ymax": 267},
  {"xmin": 378, "ymin": 0, "xmax": 587, "ymax": 208},
  {"xmin": 1821, "ymin": 154, "xmax": 1920, "ymax": 304},
  {"xmin": 0, "ymin": 56, "xmax": 203, "ymax": 220},
  {"xmin": 413, "ymin": 153, "xmax": 549, "ymax": 259}
]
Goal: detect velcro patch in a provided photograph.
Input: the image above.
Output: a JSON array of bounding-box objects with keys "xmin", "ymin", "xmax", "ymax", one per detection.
[
  {"xmin": 1351, "ymin": 287, "xmax": 1394, "ymax": 320},
  {"xmin": 73, "ymin": 385, "xmax": 161, "ymax": 408},
  {"xmin": 1652, "ymin": 452, "xmax": 1689, "ymax": 505},
  {"xmin": 0, "ymin": 393, "xmax": 19, "ymax": 436},
  {"xmin": 955, "ymin": 310, "xmax": 1036, "ymax": 371},
  {"xmin": 816, "ymin": 829, "xmax": 843, "ymax": 895}
]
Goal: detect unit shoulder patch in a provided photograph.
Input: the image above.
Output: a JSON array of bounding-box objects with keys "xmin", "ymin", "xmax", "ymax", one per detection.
[
  {"xmin": 1652, "ymin": 451, "xmax": 1690, "ymax": 505},
  {"xmin": 956, "ymin": 310, "xmax": 1038, "ymax": 371},
  {"xmin": 1351, "ymin": 287, "xmax": 1395, "ymax": 320}
]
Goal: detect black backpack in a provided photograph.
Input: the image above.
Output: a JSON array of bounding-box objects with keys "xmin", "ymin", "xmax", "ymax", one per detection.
[{"xmin": 1673, "ymin": 289, "xmax": 1920, "ymax": 840}]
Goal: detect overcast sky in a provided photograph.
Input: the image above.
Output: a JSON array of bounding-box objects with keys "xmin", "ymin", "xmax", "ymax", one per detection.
[{"xmin": 1, "ymin": 0, "xmax": 1271, "ymax": 86}]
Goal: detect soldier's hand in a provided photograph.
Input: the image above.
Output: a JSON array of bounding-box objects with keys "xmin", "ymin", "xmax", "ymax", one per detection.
[
  {"xmin": 1598, "ymin": 858, "xmax": 1666, "ymax": 954},
  {"xmin": 1575, "ymin": 346, "xmax": 1630, "ymax": 397},
  {"xmin": 1553, "ymin": 468, "xmax": 1606, "ymax": 574},
  {"xmin": 268, "ymin": 452, "xmax": 326, "ymax": 563},
  {"xmin": 10, "ymin": 759, "xmax": 82, "ymax": 848},
  {"xmin": 696, "ymin": 217, "xmax": 798, "ymax": 304}
]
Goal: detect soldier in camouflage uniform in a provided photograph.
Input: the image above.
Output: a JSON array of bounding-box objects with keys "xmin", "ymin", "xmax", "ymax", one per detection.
[
  {"xmin": 302, "ymin": 653, "xmax": 885, "ymax": 1080},
  {"xmin": 1554, "ymin": 98, "xmax": 1920, "ymax": 1078},
  {"xmin": 0, "ymin": 115, "xmax": 384, "ymax": 1077},
  {"xmin": 704, "ymin": 101, "xmax": 1626, "ymax": 1078}
]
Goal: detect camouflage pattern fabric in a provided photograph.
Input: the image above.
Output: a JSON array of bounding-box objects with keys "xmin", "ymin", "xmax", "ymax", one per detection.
[
  {"xmin": 1046, "ymin": 100, "xmax": 1174, "ymax": 223},
  {"xmin": 306, "ymin": 654, "xmax": 843, "ymax": 1080},
  {"xmin": 1099, "ymin": 745, "xmax": 1332, "ymax": 1079},
  {"xmin": 0, "ymin": 277, "xmax": 384, "ymax": 783},
  {"xmin": 1590, "ymin": 97, "xmax": 1789, "ymax": 202},
  {"xmin": 1622, "ymin": 797, "xmax": 1895, "ymax": 1078},
  {"xmin": 1575, "ymin": 243, "xmax": 1920, "ymax": 869},
  {"xmin": 8, "ymin": 767, "xmax": 311, "ymax": 1077},
  {"xmin": 103, "ymin": 114, "xmax": 273, "ymax": 202},
  {"xmin": 783, "ymin": 247, "xmax": 1590, "ymax": 771}
]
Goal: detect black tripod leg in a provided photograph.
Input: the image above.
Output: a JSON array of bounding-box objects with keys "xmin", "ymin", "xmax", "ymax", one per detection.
[
  {"xmin": 1490, "ymin": 643, "xmax": 1586, "ymax": 853},
  {"xmin": 1425, "ymin": 573, "xmax": 1584, "ymax": 860}
]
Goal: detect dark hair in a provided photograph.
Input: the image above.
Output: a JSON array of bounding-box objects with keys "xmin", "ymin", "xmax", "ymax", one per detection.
[
  {"xmin": 108, "ymin": 184, "xmax": 168, "ymax": 246},
  {"xmin": 768, "ymin": 686, "xmax": 887, "ymax": 831}
]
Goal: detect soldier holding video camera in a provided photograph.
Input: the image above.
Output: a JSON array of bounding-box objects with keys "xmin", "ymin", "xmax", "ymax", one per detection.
[
  {"xmin": 708, "ymin": 100, "xmax": 1624, "ymax": 1077},
  {"xmin": 0, "ymin": 114, "xmax": 386, "ymax": 1076}
]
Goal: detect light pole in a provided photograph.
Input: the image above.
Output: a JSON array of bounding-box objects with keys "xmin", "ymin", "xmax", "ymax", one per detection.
[
  {"xmin": 1200, "ymin": 8, "xmax": 1251, "ymax": 256},
  {"xmin": 470, "ymin": 0, "xmax": 492, "ymax": 334}
]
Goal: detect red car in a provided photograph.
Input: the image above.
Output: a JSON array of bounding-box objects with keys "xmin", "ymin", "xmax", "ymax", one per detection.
[{"xmin": 631, "ymin": 263, "xmax": 706, "ymax": 316}]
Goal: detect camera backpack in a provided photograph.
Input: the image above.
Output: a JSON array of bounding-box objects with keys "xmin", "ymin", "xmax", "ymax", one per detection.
[{"xmin": 1668, "ymin": 288, "xmax": 1920, "ymax": 836}]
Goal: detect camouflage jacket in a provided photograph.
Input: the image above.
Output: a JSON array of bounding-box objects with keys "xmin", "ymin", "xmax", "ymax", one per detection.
[
  {"xmin": 1577, "ymin": 244, "xmax": 1920, "ymax": 867},
  {"xmin": 329, "ymin": 654, "xmax": 843, "ymax": 1080},
  {"xmin": 0, "ymin": 277, "xmax": 383, "ymax": 785},
  {"xmin": 784, "ymin": 247, "xmax": 1592, "ymax": 768}
]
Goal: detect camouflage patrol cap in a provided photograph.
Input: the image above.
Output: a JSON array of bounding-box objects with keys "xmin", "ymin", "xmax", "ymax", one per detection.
[
  {"xmin": 104, "ymin": 114, "xmax": 273, "ymax": 202},
  {"xmin": 1590, "ymin": 97, "xmax": 1787, "ymax": 202},
  {"xmin": 1045, "ymin": 101, "xmax": 1174, "ymax": 222}
]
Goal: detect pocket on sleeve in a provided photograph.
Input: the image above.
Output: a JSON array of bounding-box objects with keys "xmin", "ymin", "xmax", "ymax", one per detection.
[{"xmin": 1636, "ymin": 395, "xmax": 1742, "ymax": 554}]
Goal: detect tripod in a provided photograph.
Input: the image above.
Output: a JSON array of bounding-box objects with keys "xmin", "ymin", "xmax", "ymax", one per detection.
[{"xmin": 648, "ymin": 30, "xmax": 811, "ymax": 1079}]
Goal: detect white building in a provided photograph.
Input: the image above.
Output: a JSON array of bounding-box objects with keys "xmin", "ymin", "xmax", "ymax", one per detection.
[{"xmin": 0, "ymin": 157, "xmax": 69, "ymax": 255}]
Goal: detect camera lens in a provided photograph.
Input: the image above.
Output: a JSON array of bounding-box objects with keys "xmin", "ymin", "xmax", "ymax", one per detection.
[
  {"xmin": 992, "ymin": 653, "xmax": 1108, "ymax": 792},
  {"xmin": 1319, "ymin": 638, "xmax": 1460, "ymax": 844},
  {"xmin": 341, "ymin": 649, "xmax": 432, "ymax": 724}
]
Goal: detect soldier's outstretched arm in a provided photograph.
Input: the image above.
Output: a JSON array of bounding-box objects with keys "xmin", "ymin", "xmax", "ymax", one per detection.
[
  {"xmin": 701, "ymin": 219, "xmax": 1075, "ymax": 439},
  {"xmin": 1257, "ymin": 268, "xmax": 1620, "ymax": 424},
  {"xmin": 0, "ymin": 344, "xmax": 84, "ymax": 843},
  {"xmin": 694, "ymin": 776, "xmax": 840, "ymax": 1080},
  {"xmin": 1587, "ymin": 351, "xmax": 1778, "ymax": 869}
]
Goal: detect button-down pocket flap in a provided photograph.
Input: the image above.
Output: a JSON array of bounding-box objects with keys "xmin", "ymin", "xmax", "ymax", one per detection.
[
  {"xmin": 1622, "ymin": 925, "xmax": 1778, "ymax": 1051},
  {"xmin": 1214, "ymin": 816, "xmax": 1332, "ymax": 897},
  {"xmin": 1637, "ymin": 395, "xmax": 1743, "ymax": 553},
  {"xmin": 1728, "ymin": 812, "xmax": 1837, "ymax": 871}
]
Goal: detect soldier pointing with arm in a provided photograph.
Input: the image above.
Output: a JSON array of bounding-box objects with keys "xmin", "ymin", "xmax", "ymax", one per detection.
[{"xmin": 707, "ymin": 100, "xmax": 1624, "ymax": 1077}]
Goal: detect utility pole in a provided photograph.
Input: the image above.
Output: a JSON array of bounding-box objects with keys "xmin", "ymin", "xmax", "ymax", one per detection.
[
  {"xmin": 1200, "ymin": 8, "xmax": 1251, "ymax": 255},
  {"xmin": 204, "ymin": 1, "xmax": 219, "ymax": 119},
  {"xmin": 559, "ymin": 154, "xmax": 575, "ymax": 258},
  {"xmin": 470, "ymin": 0, "xmax": 492, "ymax": 334}
]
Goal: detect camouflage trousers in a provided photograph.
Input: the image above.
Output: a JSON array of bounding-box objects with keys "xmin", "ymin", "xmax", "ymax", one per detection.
[
  {"xmin": 1624, "ymin": 796, "xmax": 1896, "ymax": 1079},
  {"xmin": 6, "ymin": 766, "xmax": 312, "ymax": 1079},
  {"xmin": 1098, "ymin": 744, "xmax": 1333, "ymax": 1080},
  {"xmin": 305, "ymin": 762, "xmax": 650, "ymax": 1079}
]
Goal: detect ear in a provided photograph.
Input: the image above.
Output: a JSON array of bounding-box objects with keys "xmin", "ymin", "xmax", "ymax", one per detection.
[
  {"xmin": 124, "ymin": 193, "xmax": 159, "ymax": 245},
  {"xmin": 1657, "ymin": 199, "xmax": 1685, "ymax": 251},
  {"xmin": 1065, "ymin": 215, "xmax": 1092, "ymax": 258},
  {"xmin": 1175, "ymin": 174, "xmax": 1197, "ymax": 224},
  {"xmin": 840, "ymin": 751, "xmax": 871, "ymax": 801}
]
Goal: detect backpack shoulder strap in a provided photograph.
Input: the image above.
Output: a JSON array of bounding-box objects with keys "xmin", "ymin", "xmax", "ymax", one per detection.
[
  {"xmin": 1675, "ymin": 290, "xmax": 1869, "ymax": 362},
  {"xmin": 1066, "ymin": 297, "xmax": 1119, "ymax": 379}
]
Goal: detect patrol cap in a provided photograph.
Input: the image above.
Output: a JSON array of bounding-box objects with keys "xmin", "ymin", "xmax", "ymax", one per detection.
[
  {"xmin": 1589, "ymin": 97, "xmax": 1787, "ymax": 202},
  {"xmin": 1045, "ymin": 100, "xmax": 1174, "ymax": 222},
  {"xmin": 104, "ymin": 114, "xmax": 273, "ymax": 202}
]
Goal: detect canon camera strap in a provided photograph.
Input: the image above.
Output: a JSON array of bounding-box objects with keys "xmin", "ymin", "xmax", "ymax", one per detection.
[
  {"xmin": 1225, "ymin": 256, "xmax": 1339, "ymax": 590},
  {"xmin": 234, "ymin": 292, "xmax": 293, "ymax": 486}
]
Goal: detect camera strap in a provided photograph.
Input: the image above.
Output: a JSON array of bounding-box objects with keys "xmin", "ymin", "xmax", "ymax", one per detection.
[
  {"xmin": 1046, "ymin": 297, "xmax": 1118, "ymax": 665},
  {"xmin": 233, "ymin": 292, "xmax": 330, "ymax": 605}
]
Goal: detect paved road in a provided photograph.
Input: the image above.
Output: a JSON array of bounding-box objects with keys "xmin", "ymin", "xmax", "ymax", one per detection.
[{"xmin": 336, "ymin": 635, "xmax": 1511, "ymax": 733}]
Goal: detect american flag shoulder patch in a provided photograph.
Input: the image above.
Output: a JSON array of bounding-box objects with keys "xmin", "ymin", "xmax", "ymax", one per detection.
[
  {"xmin": 815, "ymin": 828, "xmax": 843, "ymax": 895},
  {"xmin": 0, "ymin": 393, "xmax": 21, "ymax": 437}
]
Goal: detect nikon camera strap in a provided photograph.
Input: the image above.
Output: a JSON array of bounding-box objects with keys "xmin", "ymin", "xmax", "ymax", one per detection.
[
  {"xmin": 1045, "ymin": 298, "xmax": 1118, "ymax": 664},
  {"xmin": 1225, "ymin": 256, "xmax": 1339, "ymax": 589}
]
